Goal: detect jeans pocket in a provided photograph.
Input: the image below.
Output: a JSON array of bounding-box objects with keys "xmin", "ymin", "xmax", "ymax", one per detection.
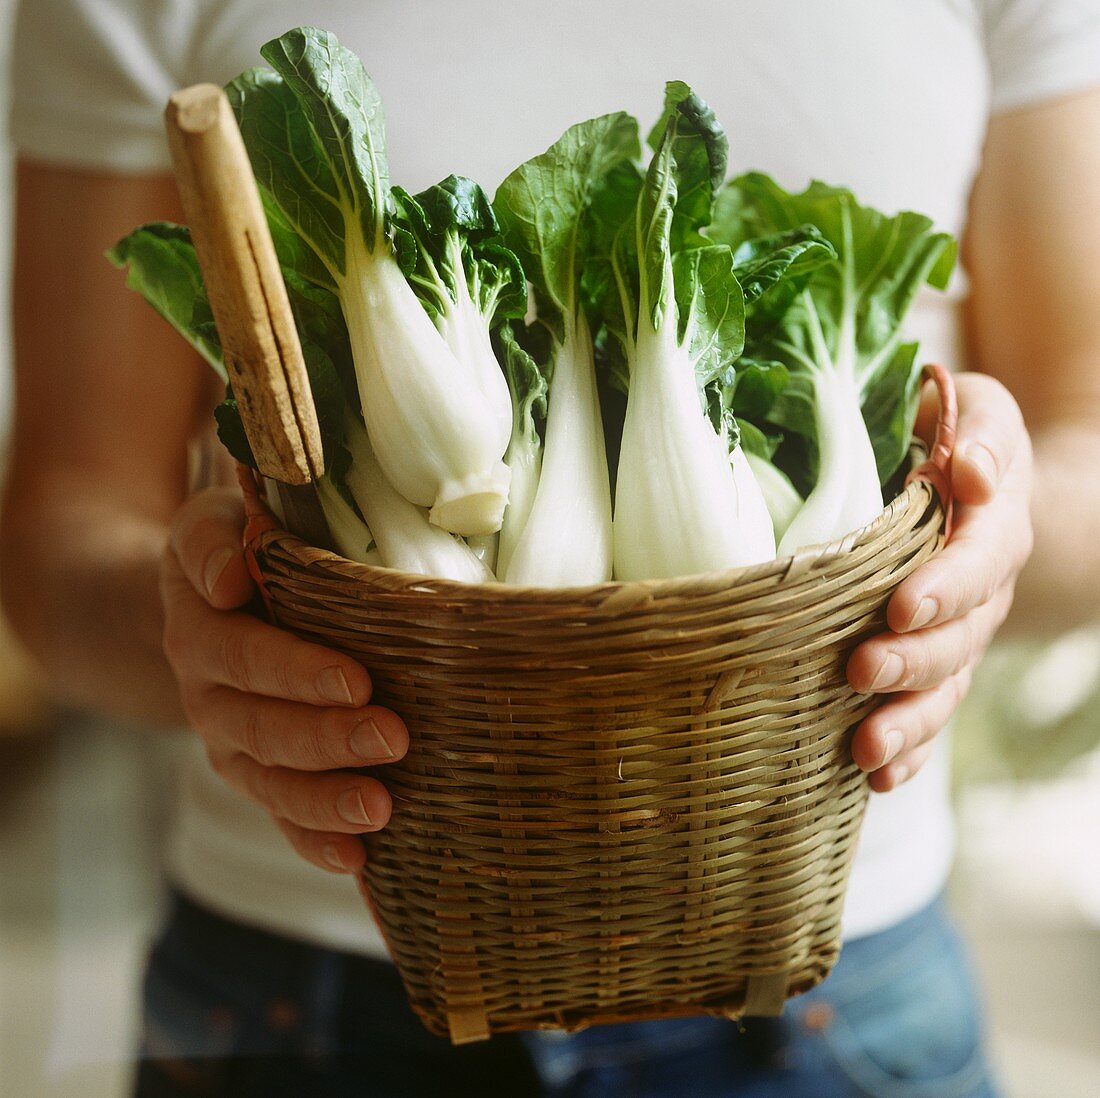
[{"xmin": 814, "ymin": 918, "xmax": 997, "ymax": 1098}]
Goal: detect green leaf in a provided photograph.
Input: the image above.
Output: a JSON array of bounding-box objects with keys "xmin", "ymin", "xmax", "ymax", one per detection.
[
  {"xmin": 260, "ymin": 189, "xmax": 338, "ymax": 292},
  {"xmin": 766, "ymin": 373, "xmax": 819, "ymax": 493},
  {"xmin": 106, "ymin": 223, "xmax": 224, "ymax": 377},
  {"xmin": 595, "ymin": 85, "xmax": 751, "ymax": 415},
  {"xmin": 494, "ymin": 111, "xmax": 641, "ymax": 337},
  {"xmin": 715, "ymin": 175, "xmax": 956, "ymax": 391},
  {"xmin": 646, "ymin": 81, "xmax": 728, "ymax": 251},
  {"xmin": 634, "ymin": 85, "xmax": 729, "ymax": 329},
  {"xmin": 109, "ymin": 220, "xmax": 355, "ymax": 479},
  {"xmin": 260, "ymin": 26, "xmax": 390, "ymax": 254},
  {"xmin": 730, "ymin": 225, "xmax": 835, "ymax": 307},
  {"xmin": 283, "ymin": 270, "xmax": 357, "ymax": 406},
  {"xmin": 862, "ymin": 341, "xmax": 922, "ymax": 483},
  {"xmin": 734, "ymin": 418, "xmax": 782, "ymax": 459},
  {"xmin": 395, "ymin": 176, "xmax": 527, "ymax": 326},
  {"xmin": 705, "ymin": 358, "xmax": 789, "ymax": 446},
  {"xmin": 412, "ymin": 173, "xmax": 499, "ymax": 240},
  {"xmin": 496, "ymin": 322, "xmax": 549, "ymax": 443},
  {"xmin": 672, "ymin": 245, "xmax": 745, "ymax": 386},
  {"xmin": 729, "ymin": 358, "xmax": 791, "ymax": 419},
  {"xmin": 214, "ymin": 393, "xmax": 256, "ymax": 468},
  {"xmin": 227, "ymin": 27, "xmax": 393, "ymax": 281},
  {"xmin": 226, "ymin": 67, "xmax": 350, "ymax": 279}
]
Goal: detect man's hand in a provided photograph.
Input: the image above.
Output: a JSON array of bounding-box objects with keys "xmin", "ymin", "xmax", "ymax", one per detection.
[
  {"xmin": 161, "ymin": 487, "xmax": 409, "ymax": 873},
  {"xmin": 847, "ymin": 373, "xmax": 1034, "ymax": 792}
]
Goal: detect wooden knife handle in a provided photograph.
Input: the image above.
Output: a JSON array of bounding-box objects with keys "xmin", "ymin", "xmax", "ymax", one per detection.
[{"xmin": 165, "ymin": 84, "xmax": 324, "ymax": 485}]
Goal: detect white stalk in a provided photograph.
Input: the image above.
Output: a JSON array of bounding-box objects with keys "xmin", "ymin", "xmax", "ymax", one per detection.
[
  {"xmin": 503, "ymin": 312, "xmax": 612, "ymax": 586},
  {"xmin": 315, "ymin": 476, "xmax": 383, "ymax": 566},
  {"xmin": 344, "ymin": 419, "xmax": 492, "ymax": 583},
  {"xmin": 777, "ymin": 369, "xmax": 883, "ymax": 556},
  {"xmin": 432, "ymin": 241, "xmax": 513, "ymax": 440},
  {"xmin": 466, "ymin": 532, "xmax": 499, "ymax": 573},
  {"xmin": 339, "ymin": 233, "xmax": 510, "ymax": 537},
  {"xmin": 614, "ymin": 312, "xmax": 775, "ymax": 580},
  {"xmin": 729, "ymin": 447, "xmax": 779, "ymax": 554},
  {"xmin": 743, "ymin": 452, "xmax": 803, "ymax": 543},
  {"xmin": 496, "ymin": 423, "xmax": 543, "ymax": 581}
]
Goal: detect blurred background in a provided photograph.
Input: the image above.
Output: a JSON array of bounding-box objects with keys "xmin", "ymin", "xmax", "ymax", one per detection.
[{"xmin": 0, "ymin": 5, "xmax": 1098, "ymax": 1097}]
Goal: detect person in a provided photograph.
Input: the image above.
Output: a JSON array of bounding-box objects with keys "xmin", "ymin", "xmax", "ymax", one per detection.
[{"xmin": 3, "ymin": 1, "xmax": 1098, "ymax": 1094}]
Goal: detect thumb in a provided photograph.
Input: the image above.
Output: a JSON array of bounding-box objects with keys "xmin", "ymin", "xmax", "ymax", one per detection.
[
  {"xmin": 948, "ymin": 374, "xmax": 1027, "ymax": 506},
  {"xmin": 168, "ymin": 487, "xmax": 254, "ymax": 609}
]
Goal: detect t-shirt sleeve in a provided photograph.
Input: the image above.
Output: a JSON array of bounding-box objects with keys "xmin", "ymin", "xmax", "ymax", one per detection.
[
  {"xmin": 984, "ymin": 0, "xmax": 1100, "ymax": 115},
  {"xmin": 9, "ymin": 0, "xmax": 206, "ymax": 173}
]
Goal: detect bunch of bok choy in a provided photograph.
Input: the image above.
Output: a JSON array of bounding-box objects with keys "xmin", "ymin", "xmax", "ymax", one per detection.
[{"xmin": 111, "ymin": 25, "xmax": 956, "ymax": 586}]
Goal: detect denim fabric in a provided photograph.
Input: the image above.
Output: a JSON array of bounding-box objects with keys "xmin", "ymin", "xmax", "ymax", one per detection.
[{"xmin": 134, "ymin": 892, "xmax": 1000, "ymax": 1097}]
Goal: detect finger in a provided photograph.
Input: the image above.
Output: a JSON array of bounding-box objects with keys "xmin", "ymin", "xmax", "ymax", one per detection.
[
  {"xmin": 168, "ymin": 488, "xmax": 255, "ymax": 610},
  {"xmin": 851, "ymin": 668, "xmax": 972, "ymax": 773},
  {"xmin": 949, "ymin": 374, "xmax": 1029, "ymax": 507},
  {"xmin": 212, "ymin": 751, "xmax": 393, "ymax": 834},
  {"xmin": 850, "ymin": 589, "xmax": 1009, "ymax": 694},
  {"xmin": 195, "ymin": 686, "xmax": 407, "ymax": 770},
  {"xmin": 869, "ymin": 740, "xmax": 936, "ymax": 794},
  {"xmin": 275, "ymin": 819, "xmax": 367, "ymax": 875},
  {"xmin": 163, "ymin": 556, "xmax": 373, "ymax": 706},
  {"xmin": 886, "ymin": 492, "xmax": 1031, "ymax": 633}
]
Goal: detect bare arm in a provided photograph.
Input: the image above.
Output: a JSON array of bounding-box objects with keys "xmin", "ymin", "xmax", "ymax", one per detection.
[
  {"xmin": 0, "ymin": 163, "xmax": 207, "ymax": 723},
  {"xmin": 963, "ymin": 87, "xmax": 1100, "ymax": 633},
  {"xmin": 0, "ymin": 162, "xmax": 406, "ymax": 872},
  {"xmin": 848, "ymin": 88, "xmax": 1100, "ymax": 788}
]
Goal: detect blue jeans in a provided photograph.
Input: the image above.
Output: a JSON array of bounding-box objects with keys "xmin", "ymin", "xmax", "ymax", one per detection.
[{"xmin": 134, "ymin": 891, "xmax": 1000, "ymax": 1097}]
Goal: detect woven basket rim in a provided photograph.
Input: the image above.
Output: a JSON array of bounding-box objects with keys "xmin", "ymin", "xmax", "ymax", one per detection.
[{"xmin": 248, "ymin": 447, "xmax": 937, "ymax": 602}]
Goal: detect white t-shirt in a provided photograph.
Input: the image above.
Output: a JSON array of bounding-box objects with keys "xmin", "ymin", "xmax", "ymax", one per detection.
[{"xmin": 12, "ymin": 0, "xmax": 1100, "ymax": 954}]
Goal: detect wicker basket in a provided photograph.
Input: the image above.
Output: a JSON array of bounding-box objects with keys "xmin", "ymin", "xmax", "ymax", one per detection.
[{"xmin": 241, "ymin": 370, "xmax": 955, "ymax": 1045}]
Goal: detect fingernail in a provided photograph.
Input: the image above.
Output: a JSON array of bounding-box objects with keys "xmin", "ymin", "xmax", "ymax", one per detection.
[
  {"xmin": 962, "ymin": 442, "xmax": 998, "ymax": 489},
  {"xmin": 881, "ymin": 729, "xmax": 905, "ymax": 767},
  {"xmin": 349, "ymin": 717, "xmax": 395, "ymax": 761},
  {"xmin": 869, "ymin": 653, "xmax": 905, "ymax": 691},
  {"xmin": 337, "ymin": 787, "xmax": 374, "ymax": 827},
  {"xmin": 905, "ymin": 597, "xmax": 939, "ymax": 632},
  {"xmin": 318, "ymin": 666, "xmax": 354, "ymax": 706},
  {"xmin": 322, "ymin": 842, "xmax": 347, "ymax": 871},
  {"xmin": 203, "ymin": 547, "xmax": 236, "ymax": 600},
  {"xmin": 892, "ymin": 763, "xmax": 910, "ymax": 786}
]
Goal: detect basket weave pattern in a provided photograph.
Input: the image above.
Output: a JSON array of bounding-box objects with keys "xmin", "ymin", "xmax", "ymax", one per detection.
[{"xmin": 246, "ymin": 476, "xmax": 944, "ymax": 1042}]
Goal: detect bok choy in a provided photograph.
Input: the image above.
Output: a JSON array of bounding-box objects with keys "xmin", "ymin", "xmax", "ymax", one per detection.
[
  {"xmin": 109, "ymin": 222, "xmax": 490, "ymax": 582},
  {"xmin": 227, "ymin": 28, "xmax": 520, "ymax": 536},
  {"xmin": 709, "ymin": 175, "xmax": 956, "ymax": 555},
  {"xmin": 597, "ymin": 85, "xmax": 778, "ymax": 581},
  {"xmin": 493, "ymin": 113, "xmax": 639, "ymax": 585}
]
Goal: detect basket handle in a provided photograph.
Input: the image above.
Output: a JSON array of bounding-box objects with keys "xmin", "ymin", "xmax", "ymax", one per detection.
[
  {"xmin": 237, "ymin": 464, "xmax": 278, "ymax": 620},
  {"xmin": 904, "ymin": 364, "xmax": 957, "ymax": 541}
]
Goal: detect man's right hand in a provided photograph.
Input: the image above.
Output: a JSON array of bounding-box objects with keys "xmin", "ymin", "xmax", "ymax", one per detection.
[{"xmin": 161, "ymin": 487, "xmax": 409, "ymax": 875}]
